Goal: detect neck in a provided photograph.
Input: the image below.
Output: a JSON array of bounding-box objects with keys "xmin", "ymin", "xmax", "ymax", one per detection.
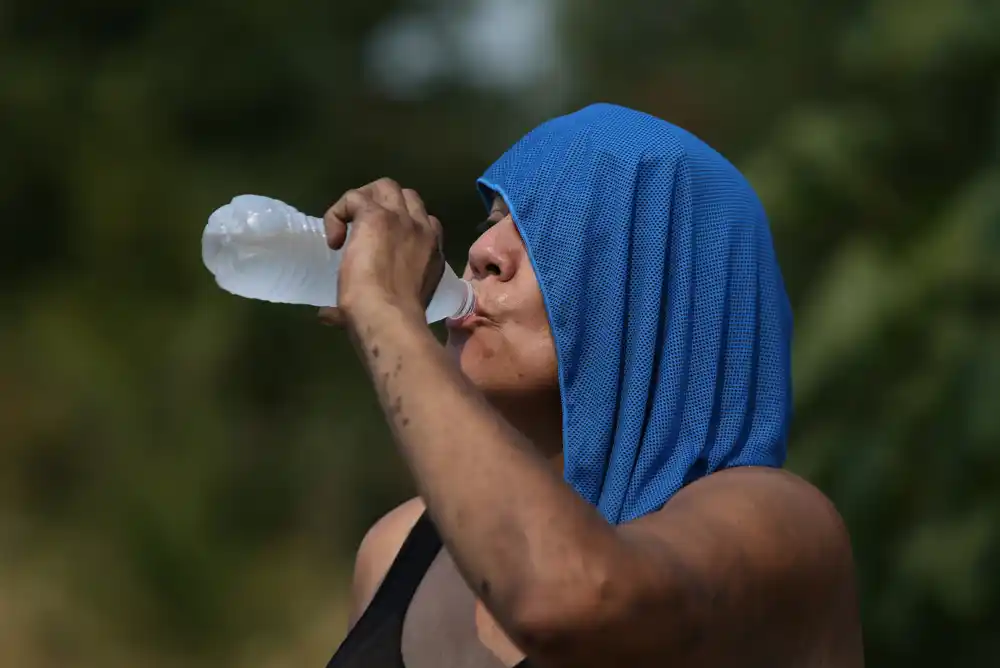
[{"xmin": 487, "ymin": 391, "xmax": 564, "ymax": 476}]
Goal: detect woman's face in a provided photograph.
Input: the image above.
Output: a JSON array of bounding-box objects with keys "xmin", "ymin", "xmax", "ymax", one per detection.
[{"xmin": 445, "ymin": 197, "xmax": 559, "ymax": 401}]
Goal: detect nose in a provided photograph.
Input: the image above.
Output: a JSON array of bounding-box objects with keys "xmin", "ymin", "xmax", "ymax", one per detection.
[{"xmin": 467, "ymin": 229, "xmax": 515, "ymax": 282}]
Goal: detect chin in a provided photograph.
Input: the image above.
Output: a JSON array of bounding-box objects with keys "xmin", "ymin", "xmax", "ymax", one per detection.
[
  {"xmin": 453, "ymin": 351, "xmax": 508, "ymax": 391},
  {"xmin": 445, "ymin": 335, "xmax": 508, "ymax": 390},
  {"xmin": 446, "ymin": 328, "xmax": 559, "ymax": 399},
  {"xmin": 448, "ymin": 328, "xmax": 496, "ymax": 363}
]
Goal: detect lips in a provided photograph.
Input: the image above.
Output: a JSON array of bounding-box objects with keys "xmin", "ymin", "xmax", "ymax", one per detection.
[
  {"xmin": 445, "ymin": 299, "xmax": 496, "ymax": 330},
  {"xmin": 445, "ymin": 312, "xmax": 489, "ymax": 330},
  {"xmin": 444, "ymin": 313, "xmax": 470, "ymax": 329},
  {"xmin": 446, "ymin": 283, "xmax": 486, "ymax": 329}
]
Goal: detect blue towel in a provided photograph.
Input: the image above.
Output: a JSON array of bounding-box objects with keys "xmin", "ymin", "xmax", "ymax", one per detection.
[{"xmin": 477, "ymin": 103, "xmax": 793, "ymax": 525}]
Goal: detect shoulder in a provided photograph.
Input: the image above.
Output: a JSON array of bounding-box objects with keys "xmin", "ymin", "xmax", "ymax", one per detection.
[
  {"xmin": 658, "ymin": 466, "xmax": 853, "ymax": 569},
  {"xmin": 658, "ymin": 466, "xmax": 847, "ymax": 540},
  {"xmin": 656, "ymin": 466, "xmax": 859, "ymax": 608},
  {"xmin": 349, "ymin": 497, "xmax": 426, "ymax": 627},
  {"xmin": 635, "ymin": 466, "xmax": 863, "ymax": 665}
]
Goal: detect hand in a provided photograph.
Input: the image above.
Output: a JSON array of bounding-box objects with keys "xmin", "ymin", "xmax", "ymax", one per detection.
[{"xmin": 318, "ymin": 178, "xmax": 445, "ymax": 327}]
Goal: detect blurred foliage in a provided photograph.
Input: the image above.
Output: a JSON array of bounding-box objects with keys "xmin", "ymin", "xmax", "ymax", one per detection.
[{"xmin": 1, "ymin": 0, "xmax": 998, "ymax": 666}]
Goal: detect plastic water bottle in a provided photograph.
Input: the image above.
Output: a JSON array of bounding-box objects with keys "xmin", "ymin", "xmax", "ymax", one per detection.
[{"xmin": 202, "ymin": 195, "xmax": 476, "ymax": 323}]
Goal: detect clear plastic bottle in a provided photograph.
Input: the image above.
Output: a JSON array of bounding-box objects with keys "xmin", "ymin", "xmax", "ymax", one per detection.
[{"xmin": 202, "ymin": 195, "xmax": 475, "ymax": 323}]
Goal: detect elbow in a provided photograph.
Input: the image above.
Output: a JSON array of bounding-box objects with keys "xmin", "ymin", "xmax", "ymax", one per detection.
[
  {"xmin": 504, "ymin": 567, "xmax": 623, "ymax": 651},
  {"xmin": 503, "ymin": 561, "xmax": 702, "ymax": 661},
  {"xmin": 506, "ymin": 596, "xmax": 594, "ymax": 653}
]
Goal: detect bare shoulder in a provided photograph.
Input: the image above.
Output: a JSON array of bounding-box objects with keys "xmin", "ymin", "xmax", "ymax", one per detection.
[
  {"xmin": 657, "ymin": 466, "xmax": 851, "ymax": 547},
  {"xmin": 349, "ymin": 497, "xmax": 426, "ymax": 627},
  {"xmin": 629, "ymin": 467, "xmax": 863, "ymax": 666}
]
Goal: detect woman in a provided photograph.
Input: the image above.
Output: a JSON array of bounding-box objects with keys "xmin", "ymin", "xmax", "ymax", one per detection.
[{"xmin": 321, "ymin": 104, "xmax": 864, "ymax": 667}]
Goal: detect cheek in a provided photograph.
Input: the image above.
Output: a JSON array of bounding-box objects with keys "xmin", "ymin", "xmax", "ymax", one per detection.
[
  {"xmin": 448, "ymin": 322, "xmax": 558, "ymax": 392},
  {"xmin": 447, "ymin": 328, "xmax": 509, "ymax": 377},
  {"xmin": 450, "ymin": 258, "xmax": 556, "ymax": 390}
]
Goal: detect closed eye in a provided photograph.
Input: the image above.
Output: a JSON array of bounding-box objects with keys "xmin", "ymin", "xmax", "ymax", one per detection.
[{"xmin": 475, "ymin": 217, "xmax": 498, "ymax": 234}]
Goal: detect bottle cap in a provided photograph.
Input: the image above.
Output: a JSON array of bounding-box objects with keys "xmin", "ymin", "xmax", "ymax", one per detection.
[{"xmin": 451, "ymin": 280, "xmax": 476, "ymax": 320}]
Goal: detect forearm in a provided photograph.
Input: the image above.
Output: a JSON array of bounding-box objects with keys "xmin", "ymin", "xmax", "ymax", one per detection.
[{"xmin": 346, "ymin": 300, "xmax": 622, "ymax": 626}]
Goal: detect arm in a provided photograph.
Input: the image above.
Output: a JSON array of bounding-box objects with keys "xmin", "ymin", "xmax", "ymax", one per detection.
[
  {"xmin": 324, "ymin": 179, "xmax": 863, "ymax": 667},
  {"xmin": 345, "ymin": 300, "xmax": 863, "ymax": 667}
]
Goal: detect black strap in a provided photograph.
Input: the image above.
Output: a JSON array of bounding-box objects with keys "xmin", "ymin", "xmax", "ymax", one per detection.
[
  {"xmin": 326, "ymin": 512, "xmax": 532, "ymax": 668},
  {"xmin": 326, "ymin": 512, "xmax": 442, "ymax": 668}
]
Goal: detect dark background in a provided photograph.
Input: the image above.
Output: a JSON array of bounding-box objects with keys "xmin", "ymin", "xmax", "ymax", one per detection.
[{"xmin": 2, "ymin": 0, "xmax": 998, "ymax": 665}]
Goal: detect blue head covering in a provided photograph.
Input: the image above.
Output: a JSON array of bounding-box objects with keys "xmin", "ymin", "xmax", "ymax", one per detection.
[{"xmin": 477, "ymin": 103, "xmax": 793, "ymax": 525}]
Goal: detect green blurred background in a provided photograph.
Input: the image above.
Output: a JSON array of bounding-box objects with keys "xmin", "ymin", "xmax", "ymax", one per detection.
[{"xmin": 2, "ymin": 0, "xmax": 998, "ymax": 665}]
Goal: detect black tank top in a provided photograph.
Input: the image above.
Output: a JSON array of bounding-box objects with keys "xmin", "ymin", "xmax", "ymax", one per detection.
[{"xmin": 326, "ymin": 512, "xmax": 532, "ymax": 668}]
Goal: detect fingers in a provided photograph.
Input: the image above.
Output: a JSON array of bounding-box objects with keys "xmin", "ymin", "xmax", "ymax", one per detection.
[
  {"xmin": 324, "ymin": 180, "xmax": 438, "ymax": 253},
  {"xmin": 318, "ymin": 306, "xmax": 346, "ymax": 327},
  {"xmin": 320, "ymin": 180, "xmax": 445, "ymax": 317},
  {"xmin": 402, "ymin": 188, "xmax": 430, "ymax": 224},
  {"xmin": 366, "ymin": 177, "xmax": 407, "ymax": 213},
  {"xmin": 404, "ymin": 191, "xmax": 442, "ymax": 262},
  {"xmin": 324, "ymin": 189, "xmax": 372, "ymax": 250},
  {"xmin": 427, "ymin": 215, "xmax": 445, "ymax": 255},
  {"xmin": 427, "ymin": 214, "xmax": 443, "ymax": 239}
]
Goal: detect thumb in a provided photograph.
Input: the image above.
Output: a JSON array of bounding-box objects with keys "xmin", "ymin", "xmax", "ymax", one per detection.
[
  {"xmin": 318, "ymin": 306, "xmax": 346, "ymax": 327},
  {"xmin": 323, "ymin": 212, "xmax": 348, "ymax": 251}
]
